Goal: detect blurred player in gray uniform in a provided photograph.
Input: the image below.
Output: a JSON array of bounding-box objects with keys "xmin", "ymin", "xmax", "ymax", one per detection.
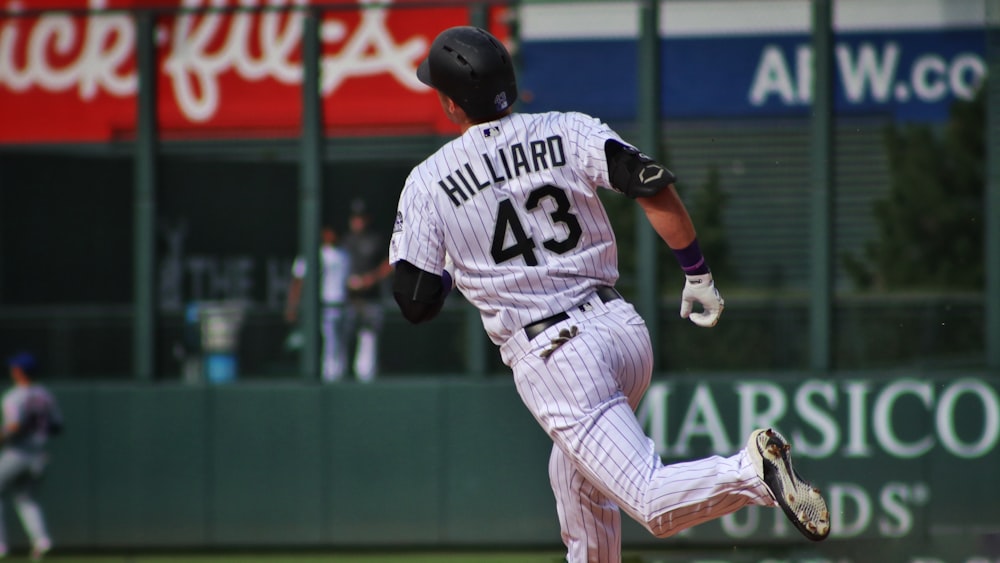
[
  {"xmin": 287, "ymin": 226, "xmax": 352, "ymax": 382},
  {"xmin": 342, "ymin": 200, "xmax": 392, "ymax": 381},
  {"xmin": 389, "ymin": 26, "xmax": 830, "ymax": 562},
  {"xmin": 1, "ymin": 353, "xmax": 63, "ymax": 561}
]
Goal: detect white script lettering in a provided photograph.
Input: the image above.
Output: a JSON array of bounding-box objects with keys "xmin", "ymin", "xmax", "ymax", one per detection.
[{"xmin": 0, "ymin": 0, "xmax": 431, "ymax": 123}]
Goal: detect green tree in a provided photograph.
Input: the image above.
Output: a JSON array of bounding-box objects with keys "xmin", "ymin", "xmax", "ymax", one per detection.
[
  {"xmin": 843, "ymin": 86, "xmax": 985, "ymax": 290},
  {"xmin": 685, "ymin": 164, "xmax": 732, "ymax": 283}
]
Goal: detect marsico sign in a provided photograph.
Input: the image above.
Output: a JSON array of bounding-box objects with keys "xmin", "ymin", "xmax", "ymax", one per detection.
[{"xmin": 638, "ymin": 377, "xmax": 999, "ymax": 460}]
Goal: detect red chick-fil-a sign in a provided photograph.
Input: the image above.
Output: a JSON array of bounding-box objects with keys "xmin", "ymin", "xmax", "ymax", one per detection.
[{"xmin": 0, "ymin": 0, "xmax": 509, "ymax": 143}]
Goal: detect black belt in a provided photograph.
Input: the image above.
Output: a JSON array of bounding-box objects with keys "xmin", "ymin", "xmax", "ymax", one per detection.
[{"xmin": 523, "ymin": 286, "xmax": 622, "ymax": 341}]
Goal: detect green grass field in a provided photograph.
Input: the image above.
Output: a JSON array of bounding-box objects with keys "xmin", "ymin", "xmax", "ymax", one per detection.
[
  {"xmin": 0, "ymin": 552, "xmax": 569, "ymax": 563},
  {"xmin": 0, "ymin": 548, "xmax": 816, "ymax": 563}
]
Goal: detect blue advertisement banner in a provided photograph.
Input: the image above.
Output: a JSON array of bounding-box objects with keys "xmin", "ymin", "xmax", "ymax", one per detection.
[{"xmin": 519, "ymin": 29, "xmax": 988, "ymax": 123}]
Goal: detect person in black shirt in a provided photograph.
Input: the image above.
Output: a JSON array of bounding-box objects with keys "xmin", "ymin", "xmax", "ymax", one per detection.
[{"xmin": 343, "ymin": 199, "xmax": 392, "ymax": 381}]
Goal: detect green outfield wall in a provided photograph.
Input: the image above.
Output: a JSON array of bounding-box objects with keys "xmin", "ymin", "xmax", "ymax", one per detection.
[{"xmin": 18, "ymin": 374, "xmax": 1000, "ymax": 562}]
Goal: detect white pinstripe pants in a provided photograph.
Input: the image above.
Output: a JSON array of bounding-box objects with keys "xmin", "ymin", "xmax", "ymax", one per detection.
[
  {"xmin": 0, "ymin": 447, "xmax": 51, "ymax": 550},
  {"xmin": 502, "ymin": 297, "xmax": 774, "ymax": 563}
]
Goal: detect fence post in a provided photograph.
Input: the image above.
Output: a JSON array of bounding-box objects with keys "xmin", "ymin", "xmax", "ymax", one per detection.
[
  {"xmin": 986, "ymin": 0, "xmax": 1000, "ymax": 370},
  {"xmin": 810, "ymin": 0, "xmax": 834, "ymax": 372},
  {"xmin": 637, "ymin": 0, "xmax": 661, "ymax": 368},
  {"xmin": 134, "ymin": 9, "xmax": 158, "ymax": 381},
  {"xmin": 299, "ymin": 7, "xmax": 324, "ymax": 380}
]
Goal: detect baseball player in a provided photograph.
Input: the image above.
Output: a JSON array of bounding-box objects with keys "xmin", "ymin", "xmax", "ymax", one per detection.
[
  {"xmin": 343, "ymin": 200, "xmax": 393, "ymax": 382},
  {"xmin": 389, "ymin": 27, "xmax": 830, "ymax": 562},
  {"xmin": 286, "ymin": 226, "xmax": 352, "ymax": 382},
  {"xmin": 1, "ymin": 352, "xmax": 63, "ymax": 561}
]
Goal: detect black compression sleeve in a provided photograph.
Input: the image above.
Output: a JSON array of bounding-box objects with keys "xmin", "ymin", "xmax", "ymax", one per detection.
[
  {"xmin": 605, "ymin": 139, "xmax": 677, "ymax": 198},
  {"xmin": 392, "ymin": 260, "xmax": 447, "ymax": 324}
]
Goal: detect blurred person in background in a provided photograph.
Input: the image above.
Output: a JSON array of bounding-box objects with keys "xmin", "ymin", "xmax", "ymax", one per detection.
[
  {"xmin": 343, "ymin": 199, "xmax": 392, "ymax": 382},
  {"xmin": 286, "ymin": 225, "xmax": 352, "ymax": 382},
  {"xmin": 0, "ymin": 352, "xmax": 64, "ymax": 561}
]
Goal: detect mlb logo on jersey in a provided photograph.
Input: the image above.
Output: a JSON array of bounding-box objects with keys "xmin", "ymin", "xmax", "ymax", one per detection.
[{"xmin": 482, "ymin": 125, "xmax": 501, "ymax": 137}]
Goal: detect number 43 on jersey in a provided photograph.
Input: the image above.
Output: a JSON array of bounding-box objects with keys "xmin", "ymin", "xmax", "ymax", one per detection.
[{"xmin": 491, "ymin": 185, "xmax": 582, "ymax": 266}]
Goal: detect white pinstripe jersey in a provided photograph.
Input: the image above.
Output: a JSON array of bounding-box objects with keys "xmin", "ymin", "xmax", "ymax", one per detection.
[
  {"xmin": 292, "ymin": 245, "xmax": 351, "ymax": 305},
  {"xmin": 2, "ymin": 384, "xmax": 61, "ymax": 451},
  {"xmin": 390, "ymin": 111, "xmax": 632, "ymax": 345}
]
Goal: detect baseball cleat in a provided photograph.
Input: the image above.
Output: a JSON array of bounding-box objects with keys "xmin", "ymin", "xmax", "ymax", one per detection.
[{"xmin": 748, "ymin": 428, "xmax": 831, "ymax": 541}]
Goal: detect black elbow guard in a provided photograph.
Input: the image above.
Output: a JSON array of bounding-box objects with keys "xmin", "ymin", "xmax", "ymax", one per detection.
[
  {"xmin": 392, "ymin": 260, "xmax": 447, "ymax": 324},
  {"xmin": 605, "ymin": 139, "xmax": 677, "ymax": 198}
]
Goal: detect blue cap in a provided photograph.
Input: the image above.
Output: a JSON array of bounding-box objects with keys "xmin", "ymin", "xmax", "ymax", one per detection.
[{"xmin": 7, "ymin": 352, "xmax": 37, "ymax": 375}]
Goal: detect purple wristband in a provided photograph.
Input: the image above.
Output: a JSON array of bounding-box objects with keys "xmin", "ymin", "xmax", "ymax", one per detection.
[{"xmin": 672, "ymin": 239, "xmax": 711, "ymax": 275}]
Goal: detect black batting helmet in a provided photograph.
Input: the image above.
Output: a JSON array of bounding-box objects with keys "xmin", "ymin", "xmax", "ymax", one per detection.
[{"xmin": 417, "ymin": 26, "xmax": 517, "ymax": 121}]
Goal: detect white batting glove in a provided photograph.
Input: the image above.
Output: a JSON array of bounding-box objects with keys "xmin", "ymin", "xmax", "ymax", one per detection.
[{"xmin": 680, "ymin": 273, "xmax": 724, "ymax": 328}]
